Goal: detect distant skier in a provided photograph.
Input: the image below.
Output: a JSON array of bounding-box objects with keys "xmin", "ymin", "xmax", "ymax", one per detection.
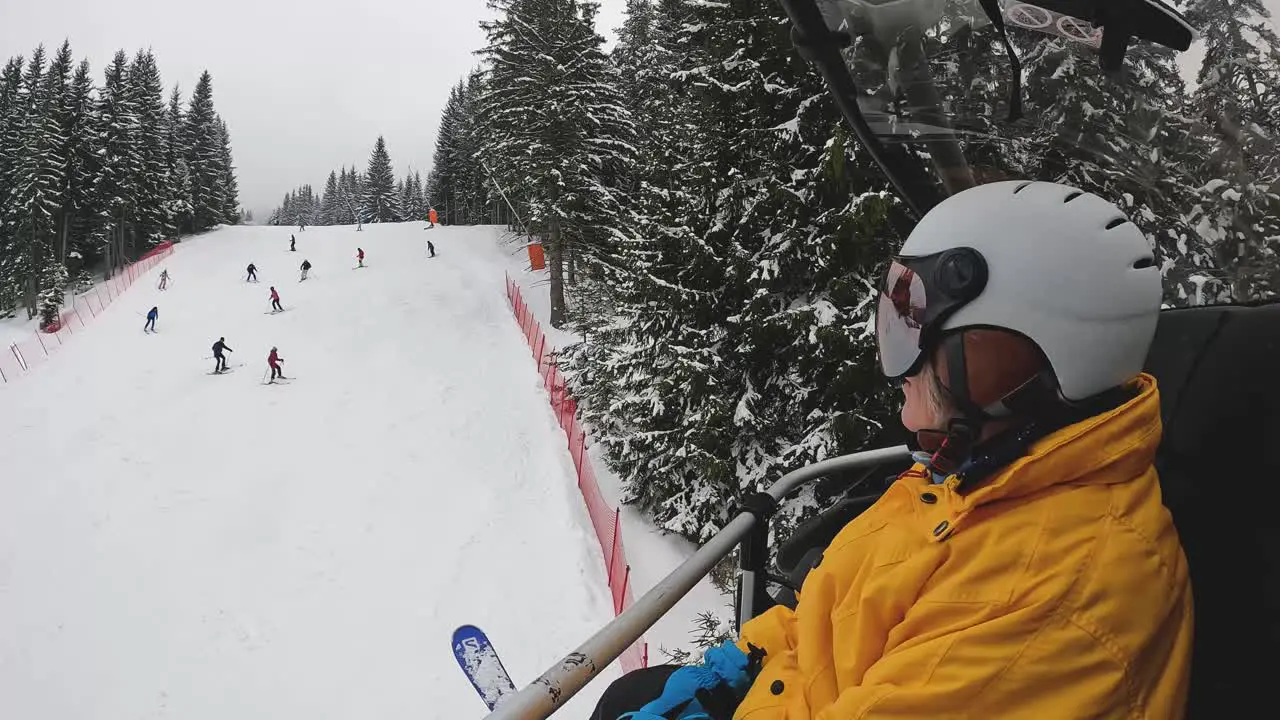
[
  {"xmin": 300, "ymin": 259, "xmax": 311, "ymax": 282},
  {"xmin": 356, "ymin": 247, "xmax": 365, "ymax": 268},
  {"xmin": 427, "ymin": 207, "xmax": 438, "ymax": 228},
  {"xmin": 158, "ymin": 269, "xmax": 170, "ymax": 290},
  {"xmin": 427, "ymin": 240, "xmax": 436, "ymax": 258},
  {"xmin": 299, "ymin": 222, "xmax": 306, "ymax": 232},
  {"xmin": 144, "ymin": 306, "xmax": 158, "ymax": 333},
  {"xmin": 212, "ymin": 337, "xmax": 232, "ymax": 373},
  {"xmin": 269, "ymin": 286, "xmax": 283, "ymax": 312},
  {"xmin": 267, "ymin": 346, "xmax": 286, "ymax": 382},
  {"xmin": 246, "ymin": 263, "xmax": 258, "ymax": 282},
  {"xmin": 290, "ymin": 235, "xmax": 296, "ymax": 252}
]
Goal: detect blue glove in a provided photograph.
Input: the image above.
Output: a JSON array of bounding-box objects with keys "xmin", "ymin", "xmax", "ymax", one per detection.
[{"xmin": 618, "ymin": 643, "xmax": 756, "ymax": 720}]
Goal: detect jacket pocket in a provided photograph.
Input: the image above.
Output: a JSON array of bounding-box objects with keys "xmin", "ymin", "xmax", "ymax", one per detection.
[{"xmin": 735, "ymin": 650, "xmax": 809, "ymax": 719}]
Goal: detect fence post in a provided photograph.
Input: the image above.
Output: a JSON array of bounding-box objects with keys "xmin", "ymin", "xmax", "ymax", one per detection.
[
  {"xmin": 35, "ymin": 330, "xmax": 49, "ymax": 356},
  {"xmin": 73, "ymin": 308, "xmax": 86, "ymax": 327},
  {"xmin": 536, "ymin": 334, "xmax": 546, "ymax": 371},
  {"xmin": 608, "ymin": 508, "xmax": 621, "ymax": 577},
  {"xmin": 0, "ymin": 363, "xmax": 6, "ymax": 383},
  {"xmin": 12, "ymin": 343, "xmax": 26, "ymax": 371},
  {"xmin": 617, "ymin": 565, "xmax": 632, "ymax": 614},
  {"xmin": 574, "ymin": 427, "xmax": 586, "ymax": 486}
]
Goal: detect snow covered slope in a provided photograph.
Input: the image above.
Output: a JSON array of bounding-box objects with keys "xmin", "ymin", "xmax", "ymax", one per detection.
[{"xmin": 0, "ymin": 223, "xmax": 618, "ymax": 719}]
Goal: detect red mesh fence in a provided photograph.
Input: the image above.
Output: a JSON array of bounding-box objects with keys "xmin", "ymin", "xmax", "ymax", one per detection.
[
  {"xmin": 504, "ymin": 274, "xmax": 648, "ymax": 673},
  {"xmin": 1, "ymin": 241, "xmax": 175, "ymax": 385}
]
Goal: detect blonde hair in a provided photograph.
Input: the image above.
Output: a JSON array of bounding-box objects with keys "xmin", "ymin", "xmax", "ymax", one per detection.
[{"xmin": 918, "ymin": 360, "xmax": 957, "ymax": 422}]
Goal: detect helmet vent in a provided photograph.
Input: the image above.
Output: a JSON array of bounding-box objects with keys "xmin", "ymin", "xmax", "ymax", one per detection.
[
  {"xmin": 1133, "ymin": 256, "xmax": 1155, "ymax": 269},
  {"xmin": 1013, "ymin": 181, "xmax": 1034, "ymax": 194},
  {"xmin": 1106, "ymin": 217, "xmax": 1129, "ymax": 230},
  {"xmin": 1064, "ymin": 190, "xmax": 1085, "ymax": 203}
]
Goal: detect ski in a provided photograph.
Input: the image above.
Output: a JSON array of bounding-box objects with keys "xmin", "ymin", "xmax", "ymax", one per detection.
[{"xmin": 452, "ymin": 625, "xmax": 518, "ymax": 711}]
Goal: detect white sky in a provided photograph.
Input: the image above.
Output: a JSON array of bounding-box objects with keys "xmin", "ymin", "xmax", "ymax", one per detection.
[
  {"xmin": 0, "ymin": 0, "xmax": 628, "ymax": 219},
  {"xmin": 0, "ymin": 0, "xmax": 1273, "ymax": 219}
]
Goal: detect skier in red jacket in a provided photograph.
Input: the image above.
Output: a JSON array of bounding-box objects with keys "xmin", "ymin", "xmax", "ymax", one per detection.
[
  {"xmin": 357, "ymin": 247, "xmax": 365, "ymax": 268},
  {"xmin": 269, "ymin": 286, "xmax": 283, "ymax": 313},
  {"xmin": 267, "ymin": 346, "xmax": 286, "ymax": 382}
]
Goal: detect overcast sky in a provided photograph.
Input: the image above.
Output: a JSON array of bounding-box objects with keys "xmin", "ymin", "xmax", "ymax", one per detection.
[
  {"xmin": 0, "ymin": 0, "xmax": 629, "ymax": 219},
  {"xmin": 0, "ymin": 0, "xmax": 1274, "ymax": 220}
]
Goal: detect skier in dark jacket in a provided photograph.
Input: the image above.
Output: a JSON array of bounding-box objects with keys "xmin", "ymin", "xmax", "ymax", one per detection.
[
  {"xmin": 290, "ymin": 235, "xmax": 296, "ymax": 252},
  {"xmin": 427, "ymin": 240, "xmax": 436, "ymax": 258},
  {"xmin": 246, "ymin": 263, "xmax": 258, "ymax": 282},
  {"xmin": 300, "ymin": 259, "xmax": 312, "ymax": 281},
  {"xmin": 212, "ymin": 337, "xmax": 232, "ymax": 373},
  {"xmin": 144, "ymin": 306, "xmax": 158, "ymax": 333}
]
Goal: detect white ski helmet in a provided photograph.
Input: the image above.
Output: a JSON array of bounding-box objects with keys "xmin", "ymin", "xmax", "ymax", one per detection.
[{"xmin": 876, "ymin": 180, "xmax": 1161, "ymax": 408}]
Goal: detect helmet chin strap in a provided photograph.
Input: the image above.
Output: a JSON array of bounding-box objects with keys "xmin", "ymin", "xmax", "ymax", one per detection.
[{"xmin": 919, "ymin": 332, "xmax": 987, "ymax": 478}]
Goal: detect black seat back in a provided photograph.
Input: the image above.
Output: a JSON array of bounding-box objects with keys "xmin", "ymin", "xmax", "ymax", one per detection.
[{"xmin": 1144, "ymin": 301, "xmax": 1280, "ymax": 718}]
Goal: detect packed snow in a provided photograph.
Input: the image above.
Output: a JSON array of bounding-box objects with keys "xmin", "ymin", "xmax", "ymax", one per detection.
[{"xmin": 0, "ymin": 223, "xmax": 627, "ymax": 718}]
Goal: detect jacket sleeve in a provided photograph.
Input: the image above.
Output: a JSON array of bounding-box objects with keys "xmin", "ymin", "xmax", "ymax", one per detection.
[
  {"xmin": 737, "ymin": 605, "xmax": 798, "ymax": 668},
  {"xmin": 810, "ymin": 604, "xmax": 1127, "ymax": 719}
]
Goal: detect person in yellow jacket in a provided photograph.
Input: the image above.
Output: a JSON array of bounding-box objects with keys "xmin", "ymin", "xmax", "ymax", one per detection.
[{"xmin": 595, "ymin": 181, "xmax": 1193, "ymax": 720}]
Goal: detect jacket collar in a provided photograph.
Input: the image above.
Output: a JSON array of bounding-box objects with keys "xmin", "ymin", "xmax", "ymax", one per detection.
[{"xmin": 950, "ymin": 373, "xmax": 1162, "ymax": 511}]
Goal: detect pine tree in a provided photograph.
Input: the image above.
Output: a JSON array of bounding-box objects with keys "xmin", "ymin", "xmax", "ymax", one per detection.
[
  {"xmin": 96, "ymin": 49, "xmax": 141, "ymax": 271},
  {"xmin": 1182, "ymin": 0, "xmax": 1280, "ymax": 300},
  {"xmin": 165, "ymin": 85, "xmax": 192, "ymax": 234},
  {"xmin": 184, "ymin": 71, "xmax": 223, "ymax": 232},
  {"xmin": 395, "ymin": 177, "xmax": 409, "ymax": 221},
  {"xmin": 427, "ymin": 79, "xmax": 479, "ymax": 224},
  {"xmin": 565, "ymin": 0, "xmax": 903, "ymax": 541},
  {"xmin": 128, "ymin": 50, "xmax": 169, "ymax": 247},
  {"xmin": 37, "ymin": 257, "xmax": 68, "ymax": 327},
  {"xmin": 5, "ymin": 46, "xmax": 69, "ymax": 317},
  {"xmin": 478, "ymin": 0, "xmax": 636, "ymax": 326},
  {"xmin": 215, "ymin": 116, "xmax": 240, "ymax": 224},
  {"xmin": 320, "ymin": 170, "xmax": 339, "ymax": 224},
  {"xmin": 0, "ymin": 55, "xmax": 24, "ymax": 316},
  {"xmin": 411, "ymin": 170, "xmax": 426, "ymax": 220},
  {"xmin": 361, "ymin": 135, "xmax": 397, "ymax": 222},
  {"xmin": 64, "ymin": 58, "xmax": 102, "ymax": 267},
  {"xmin": 45, "ymin": 41, "xmax": 75, "ymax": 264}
]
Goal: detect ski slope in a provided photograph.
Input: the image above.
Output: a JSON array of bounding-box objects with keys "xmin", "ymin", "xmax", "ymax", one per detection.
[{"xmin": 0, "ymin": 223, "xmax": 620, "ymax": 719}]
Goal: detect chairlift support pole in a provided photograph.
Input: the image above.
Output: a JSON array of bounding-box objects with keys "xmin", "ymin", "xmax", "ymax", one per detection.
[
  {"xmin": 483, "ymin": 444, "xmax": 911, "ymax": 720},
  {"xmin": 481, "ymin": 158, "xmax": 530, "ymax": 238}
]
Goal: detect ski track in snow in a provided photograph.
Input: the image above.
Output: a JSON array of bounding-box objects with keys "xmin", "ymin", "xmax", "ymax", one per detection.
[{"xmin": 0, "ymin": 223, "xmax": 618, "ymax": 719}]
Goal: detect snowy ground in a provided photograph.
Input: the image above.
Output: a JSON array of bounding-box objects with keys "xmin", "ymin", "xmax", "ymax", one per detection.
[
  {"xmin": 0, "ymin": 223, "xmax": 622, "ymax": 719},
  {"xmin": 498, "ymin": 232, "xmax": 735, "ymax": 663}
]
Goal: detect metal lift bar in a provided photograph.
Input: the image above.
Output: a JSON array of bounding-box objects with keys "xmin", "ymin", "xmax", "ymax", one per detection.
[{"xmin": 484, "ymin": 444, "xmax": 911, "ymax": 720}]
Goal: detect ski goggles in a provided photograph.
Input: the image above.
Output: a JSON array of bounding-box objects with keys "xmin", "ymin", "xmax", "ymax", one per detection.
[{"xmin": 875, "ymin": 248, "xmax": 988, "ymax": 379}]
